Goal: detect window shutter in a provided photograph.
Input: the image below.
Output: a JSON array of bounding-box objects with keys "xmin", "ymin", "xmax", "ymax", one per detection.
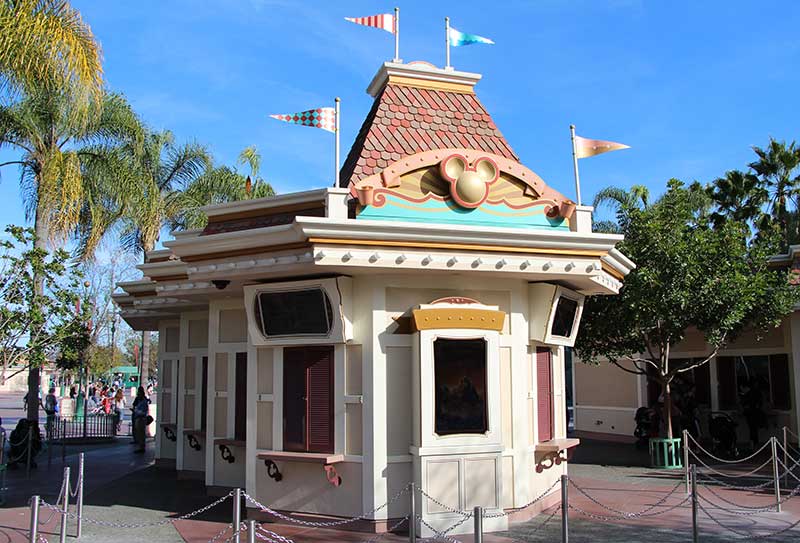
[
  {"xmin": 200, "ymin": 356, "xmax": 208, "ymax": 431},
  {"xmin": 537, "ymin": 347, "xmax": 554, "ymax": 442},
  {"xmin": 716, "ymin": 357, "xmax": 737, "ymax": 410},
  {"xmin": 769, "ymin": 354, "xmax": 791, "ymax": 411},
  {"xmin": 234, "ymin": 352, "xmax": 248, "ymax": 441},
  {"xmin": 307, "ymin": 347, "xmax": 334, "ymax": 454}
]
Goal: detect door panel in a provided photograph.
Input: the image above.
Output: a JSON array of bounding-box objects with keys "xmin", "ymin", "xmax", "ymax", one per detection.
[{"xmin": 234, "ymin": 352, "xmax": 247, "ymax": 441}]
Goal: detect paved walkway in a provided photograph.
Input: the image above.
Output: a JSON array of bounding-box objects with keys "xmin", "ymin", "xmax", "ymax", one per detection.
[{"xmin": 2, "ymin": 437, "xmax": 800, "ymax": 542}]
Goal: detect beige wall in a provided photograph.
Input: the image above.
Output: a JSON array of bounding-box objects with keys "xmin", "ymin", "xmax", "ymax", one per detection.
[{"xmin": 574, "ymin": 361, "xmax": 639, "ymax": 408}]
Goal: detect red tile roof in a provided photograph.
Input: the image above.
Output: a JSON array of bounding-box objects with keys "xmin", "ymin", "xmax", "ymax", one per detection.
[{"xmin": 339, "ymin": 83, "xmax": 518, "ymax": 187}]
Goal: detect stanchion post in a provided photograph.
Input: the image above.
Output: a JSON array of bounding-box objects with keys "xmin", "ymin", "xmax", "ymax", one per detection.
[
  {"xmin": 561, "ymin": 474, "xmax": 569, "ymax": 543},
  {"xmin": 409, "ymin": 482, "xmax": 416, "ymax": 542},
  {"xmin": 473, "ymin": 506, "xmax": 483, "ymax": 543},
  {"xmin": 683, "ymin": 429, "xmax": 689, "ymax": 495},
  {"xmin": 233, "ymin": 487, "xmax": 242, "ymax": 543},
  {"xmin": 59, "ymin": 465, "xmax": 71, "ymax": 543},
  {"xmin": 62, "ymin": 419, "xmax": 66, "ymax": 463},
  {"xmin": 771, "ymin": 436, "xmax": 781, "ymax": 513},
  {"xmin": 25, "ymin": 426, "xmax": 32, "ymax": 479},
  {"xmin": 691, "ymin": 464, "xmax": 698, "ymax": 543},
  {"xmin": 29, "ymin": 495, "xmax": 40, "ymax": 543},
  {"xmin": 76, "ymin": 452, "xmax": 84, "ymax": 539},
  {"xmin": 783, "ymin": 426, "xmax": 789, "ymax": 488},
  {"xmin": 247, "ymin": 519, "xmax": 255, "ymax": 543}
]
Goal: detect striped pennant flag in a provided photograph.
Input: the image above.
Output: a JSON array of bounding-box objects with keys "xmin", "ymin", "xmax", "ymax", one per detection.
[
  {"xmin": 344, "ymin": 13, "xmax": 396, "ymax": 34},
  {"xmin": 270, "ymin": 107, "xmax": 336, "ymax": 133}
]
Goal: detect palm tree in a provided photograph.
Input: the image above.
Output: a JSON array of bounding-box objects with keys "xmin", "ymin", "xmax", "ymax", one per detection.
[
  {"xmin": 707, "ymin": 139, "xmax": 800, "ymax": 245},
  {"xmin": 115, "ymin": 130, "xmax": 210, "ymax": 386},
  {"xmin": 0, "ymin": 88, "xmax": 143, "ymax": 420},
  {"xmin": 749, "ymin": 139, "xmax": 800, "ymax": 243},
  {"xmin": 0, "ymin": 0, "xmax": 102, "ymax": 104},
  {"xmin": 237, "ymin": 145, "xmax": 275, "ymax": 199},
  {"xmin": 591, "ymin": 184, "xmax": 650, "ymax": 233}
]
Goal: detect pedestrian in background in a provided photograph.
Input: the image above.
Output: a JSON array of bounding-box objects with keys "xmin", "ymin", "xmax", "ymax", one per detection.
[{"xmin": 132, "ymin": 386, "xmax": 150, "ymax": 453}]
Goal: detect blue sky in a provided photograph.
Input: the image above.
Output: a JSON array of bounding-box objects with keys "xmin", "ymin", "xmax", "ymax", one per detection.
[{"xmin": 1, "ymin": 0, "xmax": 799, "ymax": 230}]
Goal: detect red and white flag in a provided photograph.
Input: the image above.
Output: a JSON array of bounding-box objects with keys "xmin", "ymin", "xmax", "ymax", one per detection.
[
  {"xmin": 270, "ymin": 107, "xmax": 336, "ymax": 133},
  {"xmin": 344, "ymin": 13, "xmax": 396, "ymax": 34}
]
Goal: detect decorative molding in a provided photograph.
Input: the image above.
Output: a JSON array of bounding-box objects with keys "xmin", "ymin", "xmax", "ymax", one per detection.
[{"xmin": 412, "ymin": 307, "xmax": 505, "ymax": 331}]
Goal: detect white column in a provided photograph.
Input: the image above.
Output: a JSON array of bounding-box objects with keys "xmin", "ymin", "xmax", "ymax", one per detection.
[
  {"xmin": 509, "ymin": 281, "xmax": 531, "ymax": 505},
  {"xmin": 245, "ymin": 343, "xmax": 258, "ymax": 497}
]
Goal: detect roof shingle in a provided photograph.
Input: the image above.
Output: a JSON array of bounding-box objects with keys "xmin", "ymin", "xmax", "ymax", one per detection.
[{"xmin": 339, "ymin": 83, "xmax": 518, "ymax": 187}]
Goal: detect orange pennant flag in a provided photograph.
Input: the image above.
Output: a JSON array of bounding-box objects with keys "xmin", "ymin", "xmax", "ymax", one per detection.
[{"xmin": 574, "ymin": 135, "xmax": 630, "ymax": 159}]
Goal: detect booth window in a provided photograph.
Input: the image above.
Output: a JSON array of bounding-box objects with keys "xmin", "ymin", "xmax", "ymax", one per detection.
[
  {"xmin": 433, "ymin": 338, "xmax": 488, "ymax": 435},
  {"xmin": 256, "ymin": 289, "xmax": 333, "ymax": 337},
  {"xmin": 551, "ymin": 296, "xmax": 579, "ymax": 338},
  {"xmin": 283, "ymin": 346, "xmax": 334, "ymax": 453}
]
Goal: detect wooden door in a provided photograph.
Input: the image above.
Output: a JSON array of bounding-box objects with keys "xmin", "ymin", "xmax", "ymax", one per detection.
[{"xmin": 537, "ymin": 347, "xmax": 554, "ymax": 442}]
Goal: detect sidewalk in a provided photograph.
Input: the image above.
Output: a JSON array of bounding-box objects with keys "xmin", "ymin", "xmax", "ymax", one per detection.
[{"xmin": 3, "ymin": 438, "xmax": 800, "ymax": 542}]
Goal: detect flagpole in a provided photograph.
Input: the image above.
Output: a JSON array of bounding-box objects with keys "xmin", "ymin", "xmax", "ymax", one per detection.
[
  {"xmin": 570, "ymin": 124, "xmax": 582, "ymax": 206},
  {"xmin": 445, "ymin": 17, "xmax": 451, "ymax": 69},
  {"xmin": 394, "ymin": 7, "xmax": 400, "ymax": 62},
  {"xmin": 334, "ymin": 97, "xmax": 341, "ymax": 188}
]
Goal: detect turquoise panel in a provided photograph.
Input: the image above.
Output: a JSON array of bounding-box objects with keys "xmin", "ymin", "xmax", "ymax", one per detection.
[{"xmin": 357, "ymin": 194, "xmax": 569, "ymax": 230}]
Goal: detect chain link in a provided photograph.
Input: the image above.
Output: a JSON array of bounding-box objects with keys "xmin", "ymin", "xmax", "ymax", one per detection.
[
  {"xmin": 697, "ymin": 500, "xmax": 800, "ymax": 540},
  {"xmin": 568, "ymin": 477, "xmax": 686, "ymax": 518},
  {"xmin": 483, "ymin": 477, "xmax": 561, "ymax": 518},
  {"xmin": 416, "ymin": 488, "xmax": 472, "ymax": 518},
  {"xmin": 417, "ymin": 515, "xmax": 465, "ymax": 542},
  {"xmin": 506, "ymin": 505, "xmax": 560, "ymax": 543},
  {"xmin": 208, "ymin": 523, "xmax": 233, "ymax": 543},
  {"xmin": 700, "ymin": 479, "xmax": 800, "ymax": 513},
  {"xmin": 690, "ymin": 449, "xmax": 775, "ymax": 479},
  {"xmin": 39, "ymin": 491, "xmax": 232, "ymax": 529},
  {"xmin": 687, "ymin": 433, "xmax": 773, "ymax": 464},
  {"xmin": 243, "ymin": 485, "xmax": 409, "ymax": 528}
]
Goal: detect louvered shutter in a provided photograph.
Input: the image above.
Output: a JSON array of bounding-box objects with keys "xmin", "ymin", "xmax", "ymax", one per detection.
[
  {"xmin": 307, "ymin": 346, "xmax": 334, "ymax": 453},
  {"xmin": 716, "ymin": 357, "xmax": 737, "ymax": 410},
  {"xmin": 537, "ymin": 347, "xmax": 554, "ymax": 442},
  {"xmin": 234, "ymin": 352, "xmax": 248, "ymax": 441},
  {"xmin": 769, "ymin": 354, "xmax": 791, "ymax": 411},
  {"xmin": 200, "ymin": 356, "xmax": 209, "ymax": 430}
]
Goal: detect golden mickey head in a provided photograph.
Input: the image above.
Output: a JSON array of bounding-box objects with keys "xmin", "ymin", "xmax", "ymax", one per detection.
[{"xmin": 440, "ymin": 154, "xmax": 499, "ymax": 209}]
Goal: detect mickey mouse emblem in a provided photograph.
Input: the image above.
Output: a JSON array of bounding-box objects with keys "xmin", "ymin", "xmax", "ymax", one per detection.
[{"xmin": 440, "ymin": 154, "xmax": 499, "ymax": 209}]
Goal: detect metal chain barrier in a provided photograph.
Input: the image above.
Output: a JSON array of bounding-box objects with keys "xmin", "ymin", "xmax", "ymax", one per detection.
[
  {"xmin": 254, "ymin": 525, "xmax": 296, "ymax": 543},
  {"xmin": 356, "ymin": 516, "xmax": 408, "ymax": 543},
  {"xmin": 417, "ymin": 515, "xmax": 466, "ymax": 542},
  {"xmin": 242, "ymin": 485, "xmax": 409, "ymax": 528},
  {"xmin": 507, "ymin": 505, "xmax": 560, "ymax": 543},
  {"xmin": 483, "ymin": 477, "xmax": 561, "ymax": 518},
  {"xmin": 568, "ymin": 477, "xmax": 687, "ymax": 518},
  {"xmin": 699, "ymin": 482, "xmax": 800, "ymax": 515},
  {"xmin": 697, "ymin": 499, "xmax": 800, "ymax": 540},
  {"xmin": 687, "ymin": 433, "xmax": 773, "ymax": 464},
  {"xmin": 690, "ymin": 450, "xmax": 775, "ymax": 479},
  {"xmin": 695, "ymin": 467, "xmax": 778, "ymax": 491},
  {"xmin": 39, "ymin": 490, "xmax": 232, "ymax": 529},
  {"xmin": 207, "ymin": 523, "xmax": 233, "ymax": 543},
  {"xmin": 416, "ymin": 488, "xmax": 472, "ymax": 519}
]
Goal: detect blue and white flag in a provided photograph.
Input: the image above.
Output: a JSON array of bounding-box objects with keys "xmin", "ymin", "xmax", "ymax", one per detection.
[{"xmin": 448, "ymin": 26, "xmax": 494, "ymax": 47}]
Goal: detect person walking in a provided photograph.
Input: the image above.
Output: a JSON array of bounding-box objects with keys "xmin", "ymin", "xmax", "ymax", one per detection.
[
  {"xmin": 131, "ymin": 387, "xmax": 150, "ymax": 453},
  {"xmin": 43, "ymin": 388, "xmax": 58, "ymax": 440},
  {"xmin": 113, "ymin": 389, "xmax": 127, "ymax": 433}
]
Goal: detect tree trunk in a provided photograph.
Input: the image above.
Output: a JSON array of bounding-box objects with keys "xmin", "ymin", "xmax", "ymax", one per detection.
[
  {"xmin": 663, "ymin": 380, "xmax": 673, "ymax": 439},
  {"xmin": 26, "ymin": 206, "xmax": 49, "ymax": 422}
]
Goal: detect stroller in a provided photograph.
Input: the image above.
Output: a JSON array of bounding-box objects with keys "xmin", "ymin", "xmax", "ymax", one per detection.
[
  {"xmin": 708, "ymin": 412, "xmax": 739, "ymax": 458},
  {"xmin": 634, "ymin": 406, "xmax": 661, "ymax": 450},
  {"xmin": 7, "ymin": 419, "xmax": 42, "ymax": 469}
]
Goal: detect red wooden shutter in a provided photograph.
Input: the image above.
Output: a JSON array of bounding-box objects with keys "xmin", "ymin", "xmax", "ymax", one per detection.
[
  {"xmin": 307, "ymin": 346, "xmax": 334, "ymax": 454},
  {"xmin": 716, "ymin": 357, "xmax": 737, "ymax": 410},
  {"xmin": 537, "ymin": 347, "xmax": 554, "ymax": 442},
  {"xmin": 769, "ymin": 354, "xmax": 791, "ymax": 411},
  {"xmin": 234, "ymin": 352, "xmax": 248, "ymax": 441}
]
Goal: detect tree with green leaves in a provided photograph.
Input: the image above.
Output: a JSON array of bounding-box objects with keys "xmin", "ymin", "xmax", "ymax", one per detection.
[
  {"xmin": 0, "ymin": 226, "xmax": 87, "ymax": 392},
  {"xmin": 0, "ymin": 89, "xmax": 142, "ymax": 420},
  {"xmin": 707, "ymin": 138, "xmax": 800, "ymax": 245},
  {"xmin": 576, "ymin": 180, "xmax": 799, "ymax": 439},
  {"xmin": 0, "ymin": 0, "xmax": 103, "ymax": 105}
]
